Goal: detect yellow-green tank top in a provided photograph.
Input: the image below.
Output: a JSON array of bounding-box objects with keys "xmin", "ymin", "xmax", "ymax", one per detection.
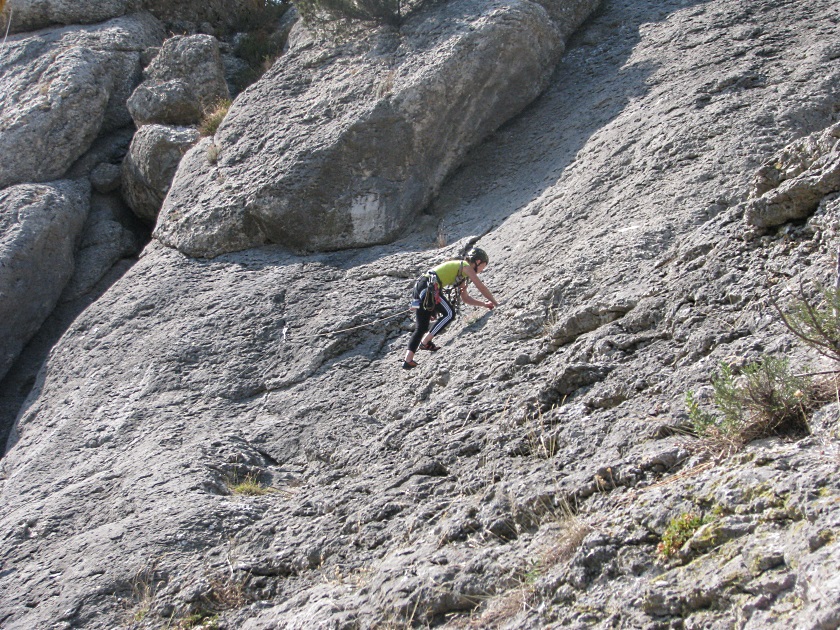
[{"xmin": 431, "ymin": 260, "xmax": 467, "ymax": 287}]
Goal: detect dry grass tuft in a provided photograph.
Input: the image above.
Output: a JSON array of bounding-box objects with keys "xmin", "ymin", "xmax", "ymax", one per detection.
[
  {"xmin": 199, "ymin": 100, "xmax": 232, "ymax": 137},
  {"xmin": 456, "ymin": 499, "xmax": 591, "ymax": 627}
]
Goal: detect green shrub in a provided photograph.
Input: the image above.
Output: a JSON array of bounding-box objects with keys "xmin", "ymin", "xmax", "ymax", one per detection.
[
  {"xmin": 232, "ymin": 0, "xmax": 289, "ymax": 91},
  {"xmin": 775, "ymin": 285, "xmax": 840, "ymax": 363},
  {"xmin": 657, "ymin": 512, "xmax": 706, "ymax": 559},
  {"xmin": 685, "ymin": 357, "xmax": 812, "ymax": 453},
  {"xmin": 293, "ymin": 0, "xmax": 432, "ymax": 26},
  {"xmin": 237, "ymin": 0, "xmax": 289, "ymax": 32},
  {"xmin": 235, "ymin": 30, "xmax": 279, "ymax": 71}
]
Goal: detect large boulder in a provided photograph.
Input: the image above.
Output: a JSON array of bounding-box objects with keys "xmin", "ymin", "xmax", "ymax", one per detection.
[
  {"xmin": 0, "ymin": 180, "xmax": 89, "ymax": 381},
  {"xmin": 3, "ymin": 0, "xmax": 139, "ymax": 33},
  {"xmin": 154, "ymin": 0, "xmax": 599, "ymax": 257},
  {"xmin": 126, "ymin": 34, "xmax": 230, "ymax": 127},
  {"xmin": 4, "ymin": 0, "xmax": 257, "ymax": 34},
  {"xmin": 121, "ymin": 124, "xmax": 201, "ymax": 222},
  {"xmin": 125, "ymin": 79, "xmax": 203, "ymax": 127},
  {"xmin": 0, "ymin": 13, "xmax": 165, "ymax": 189}
]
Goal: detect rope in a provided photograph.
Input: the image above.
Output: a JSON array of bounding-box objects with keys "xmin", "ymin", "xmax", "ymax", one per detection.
[
  {"xmin": 2, "ymin": 7, "xmax": 12, "ymax": 46},
  {"xmin": 282, "ymin": 308, "xmax": 412, "ymax": 343}
]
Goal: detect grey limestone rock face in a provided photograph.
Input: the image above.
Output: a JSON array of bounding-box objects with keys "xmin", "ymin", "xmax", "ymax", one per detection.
[
  {"xmin": 2, "ymin": 0, "xmax": 840, "ymax": 628},
  {"xmin": 4, "ymin": 0, "xmax": 256, "ymax": 34},
  {"xmin": 154, "ymin": 0, "xmax": 597, "ymax": 257},
  {"xmin": 3, "ymin": 0, "xmax": 141, "ymax": 34},
  {"xmin": 0, "ymin": 13, "xmax": 165, "ymax": 189},
  {"xmin": 121, "ymin": 124, "xmax": 201, "ymax": 222},
  {"xmin": 127, "ymin": 34, "xmax": 230, "ymax": 128},
  {"xmin": 0, "ymin": 180, "xmax": 89, "ymax": 381},
  {"xmin": 745, "ymin": 121, "xmax": 840, "ymax": 229},
  {"xmin": 126, "ymin": 78, "xmax": 204, "ymax": 127},
  {"xmin": 59, "ymin": 193, "xmax": 147, "ymax": 302},
  {"xmin": 88, "ymin": 162, "xmax": 122, "ymax": 193}
]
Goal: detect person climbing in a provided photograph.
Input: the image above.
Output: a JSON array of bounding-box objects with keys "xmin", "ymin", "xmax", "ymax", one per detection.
[{"xmin": 403, "ymin": 247, "xmax": 499, "ymax": 369}]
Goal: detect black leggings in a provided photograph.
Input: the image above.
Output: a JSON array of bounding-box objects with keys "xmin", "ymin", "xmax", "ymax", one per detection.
[{"xmin": 408, "ymin": 295, "xmax": 455, "ymax": 352}]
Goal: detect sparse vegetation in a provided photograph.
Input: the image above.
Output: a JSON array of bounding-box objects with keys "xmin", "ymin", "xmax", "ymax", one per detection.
[
  {"xmin": 526, "ymin": 410, "xmax": 560, "ymax": 459},
  {"xmin": 227, "ymin": 472, "xmax": 274, "ymax": 495},
  {"xmin": 685, "ymin": 357, "xmax": 815, "ymax": 454},
  {"xmin": 202, "ymin": 571, "xmax": 251, "ymax": 612},
  {"xmin": 232, "ymin": 0, "xmax": 290, "ymax": 90},
  {"xmin": 238, "ymin": 0, "xmax": 290, "ymax": 32},
  {"xmin": 459, "ymin": 498, "xmax": 591, "ymax": 627},
  {"xmin": 657, "ymin": 512, "xmax": 706, "ymax": 560},
  {"xmin": 122, "ymin": 561, "xmax": 167, "ymax": 625},
  {"xmin": 774, "ymin": 285, "xmax": 840, "ymax": 363},
  {"xmin": 199, "ymin": 100, "xmax": 232, "ymax": 137},
  {"xmin": 684, "ymin": 281, "xmax": 840, "ymax": 455},
  {"xmin": 173, "ymin": 611, "xmax": 220, "ymax": 629},
  {"xmin": 542, "ymin": 503, "xmax": 592, "ymax": 566},
  {"xmin": 293, "ymin": 0, "xmax": 433, "ymax": 26}
]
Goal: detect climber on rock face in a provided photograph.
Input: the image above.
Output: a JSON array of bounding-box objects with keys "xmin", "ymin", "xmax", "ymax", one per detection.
[{"xmin": 403, "ymin": 247, "xmax": 499, "ymax": 370}]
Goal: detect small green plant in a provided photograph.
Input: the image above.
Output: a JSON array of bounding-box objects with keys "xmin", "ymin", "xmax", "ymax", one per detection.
[
  {"xmin": 227, "ymin": 472, "xmax": 273, "ymax": 496},
  {"xmin": 228, "ymin": 0, "xmax": 290, "ymax": 91},
  {"xmin": 199, "ymin": 100, "xmax": 232, "ymax": 137},
  {"xmin": 657, "ymin": 512, "xmax": 706, "ymax": 559},
  {"xmin": 685, "ymin": 357, "xmax": 813, "ymax": 453}
]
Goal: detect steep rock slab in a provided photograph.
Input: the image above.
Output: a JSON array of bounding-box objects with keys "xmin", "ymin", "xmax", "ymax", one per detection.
[
  {"xmin": 122, "ymin": 124, "xmax": 201, "ymax": 222},
  {"xmin": 0, "ymin": 180, "xmax": 89, "ymax": 381},
  {"xmin": 154, "ymin": 0, "xmax": 598, "ymax": 257},
  {"xmin": 3, "ymin": 0, "xmax": 840, "ymax": 628},
  {"xmin": 0, "ymin": 13, "xmax": 165, "ymax": 189}
]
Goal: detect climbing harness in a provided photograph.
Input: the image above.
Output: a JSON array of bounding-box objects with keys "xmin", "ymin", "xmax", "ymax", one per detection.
[
  {"xmin": 411, "ymin": 271, "xmax": 441, "ymax": 312},
  {"xmin": 281, "ymin": 307, "xmax": 411, "ymax": 343},
  {"xmin": 412, "ymin": 261, "xmax": 472, "ymax": 317},
  {"xmin": 442, "ymin": 268, "xmax": 467, "ymax": 316}
]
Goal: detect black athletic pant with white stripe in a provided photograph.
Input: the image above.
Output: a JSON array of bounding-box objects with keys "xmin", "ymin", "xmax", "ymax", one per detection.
[{"xmin": 408, "ymin": 294, "xmax": 455, "ymax": 352}]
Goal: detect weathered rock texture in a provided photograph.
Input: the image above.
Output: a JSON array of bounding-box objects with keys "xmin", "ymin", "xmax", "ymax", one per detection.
[
  {"xmin": 0, "ymin": 180, "xmax": 89, "ymax": 381},
  {"xmin": 4, "ymin": 0, "xmax": 257, "ymax": 34},
  {"xmin": 59, "ymin": 193, "xmax": 147, "ymax": 301},
  {"xmin": 1, "ymin": 0, "xmax": 840, "ymax": 628},
  {"xmin": 122, "ymin": 124, "xmax": 201, "ymax": 222},
  {"xmin": 0, "ymin": 13, "xmax": 165, "ymax": 189},
  {"xmin": 154, "ymin": 0, "xmax": 598, "ymax": 257},
  {"xmin": 746, "ymin": 121, "xmax": 840, "ymax": 229},
  {"xmin": 3, "ymin": 0, "xmax": 140, "ymax": 33},
  {"xmin": 127, "ymin": 34, "xmax": 230, "ymax": 127}
]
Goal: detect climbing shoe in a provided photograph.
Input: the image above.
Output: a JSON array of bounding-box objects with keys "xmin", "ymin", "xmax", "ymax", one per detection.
[
  {"xmin": 419, "ymin": 341, "xmax": 439, "ymax": 352},
  {"xmin": 402, "ymin": 360, "xmax": 417, "ymax": 370}
]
